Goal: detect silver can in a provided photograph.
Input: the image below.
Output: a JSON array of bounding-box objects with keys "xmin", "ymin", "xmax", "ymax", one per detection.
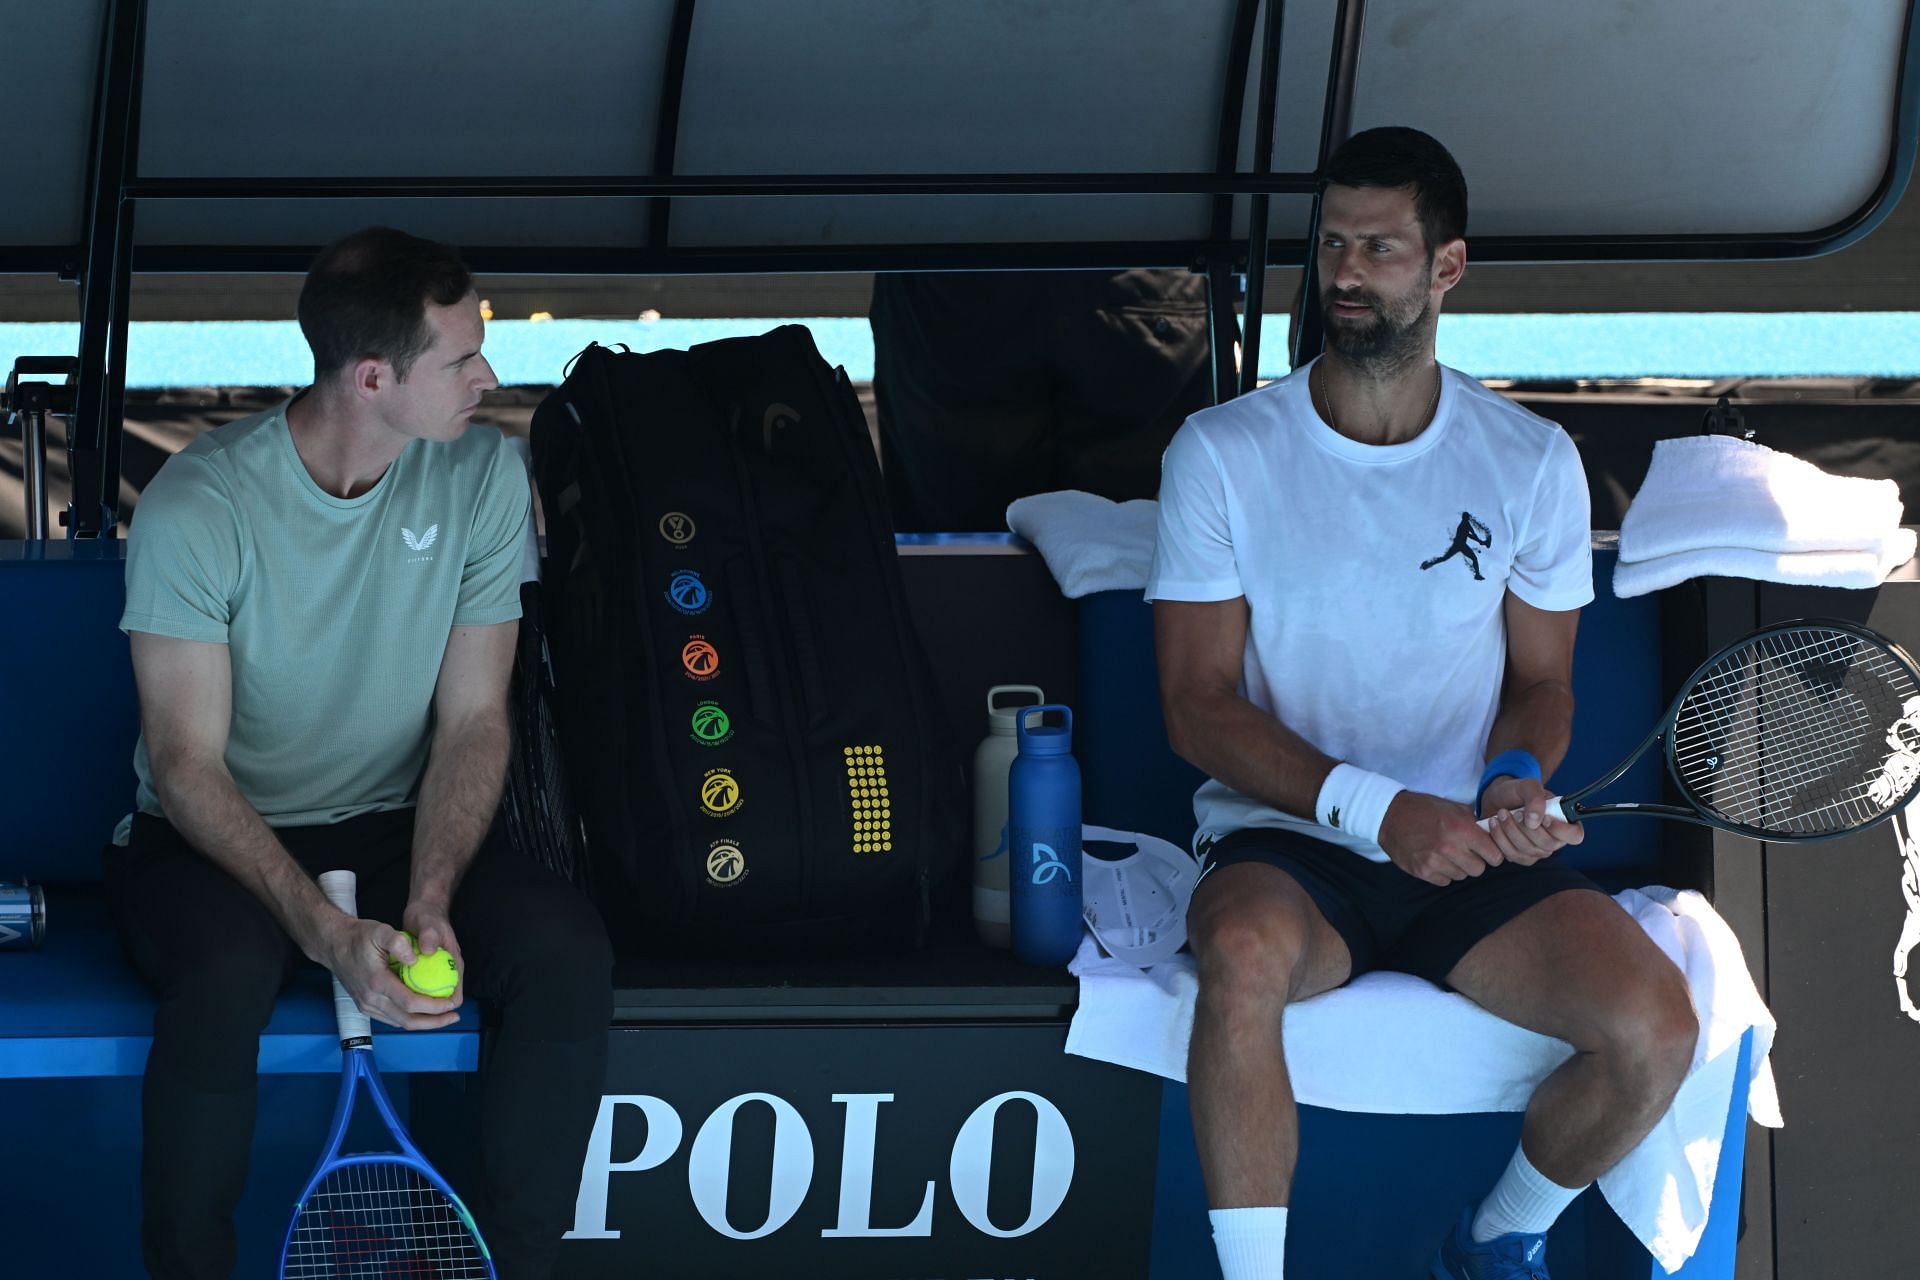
[{"xmin": 0, "ymin": 881, "xmax": 46, "ymax": 949}]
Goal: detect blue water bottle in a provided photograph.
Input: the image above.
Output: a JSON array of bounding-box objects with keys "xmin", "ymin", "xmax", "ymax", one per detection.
[{"xmin": 1008, "ymin": 704, "xmax": 1083, "ymax": 966}]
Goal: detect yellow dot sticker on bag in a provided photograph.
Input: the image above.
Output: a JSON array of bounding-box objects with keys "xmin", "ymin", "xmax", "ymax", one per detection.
[{"xmin": 843, "ymin": 743, "xmax": 890, "ymax": 852}]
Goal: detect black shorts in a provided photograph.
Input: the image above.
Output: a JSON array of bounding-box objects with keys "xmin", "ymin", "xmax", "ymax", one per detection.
[{"xmin": 1199, "ymin": 826, "xmax": 1602, "ymax": 986}]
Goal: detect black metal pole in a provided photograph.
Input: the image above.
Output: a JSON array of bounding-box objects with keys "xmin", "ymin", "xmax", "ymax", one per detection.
[
  {"xmin": 1240, "ymin": 0, "xmax": 1287, "ymax": 396},
  {"xmin": 127, "ymin": 171, "xmax": 1327, "ymax": 200},
  {"xmin": 1290, "ymin": 0, "xmax": 1366, "ymax": 372},
  {"xmin": 647, "ymin": 0, "xmax": 700, "ymax": 251},
  {"xmin": 1203, "ymin": 0, "xmax": 1262, "ymax": 405},
  {"xmin": 1206, "ymin": 262, "xmax": 1241, "ymax": 405},
  {"xmin": 100, "ymin": 212, "xmax": 136, "ymax": 530},
  {"xmin": 71, "ymin": 0, "xmax": 144, "ymax": 539},
  {"xmin": 1209, "ymin": 0, "xmax": 1262, "ymax": 246}
]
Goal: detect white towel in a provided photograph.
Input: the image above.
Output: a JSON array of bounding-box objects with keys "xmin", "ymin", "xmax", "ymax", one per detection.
[
  {"xmin": 1065, "ymin": 886, "xmax": 1778, "ymax": 1274},
  {"xmin": 1613, "ymin": 527, "xmax": 1918, "ymax": 599},
  {"xmin": 1619, "ymin": 435, "xmax": 1905, "ymax": 561},
  {"xmin": 1005, "ymin": 491, "xmax": 1158, "ymax": 599}
]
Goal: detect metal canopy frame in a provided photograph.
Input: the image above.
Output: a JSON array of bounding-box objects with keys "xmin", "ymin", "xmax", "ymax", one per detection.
[{"xmin": 14, "ymin": 0, "xmax": 1920, "ymax": 536}]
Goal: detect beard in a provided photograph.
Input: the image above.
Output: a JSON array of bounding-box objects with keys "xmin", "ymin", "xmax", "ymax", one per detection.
[{"xmin": 1321, "ymin": 278, "xmax": 1434, "ymax": 371}]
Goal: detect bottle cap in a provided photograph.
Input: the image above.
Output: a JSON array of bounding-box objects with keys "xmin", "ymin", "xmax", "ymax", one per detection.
[
  {"xmin": 986, "ymin": 685, "xmax": 1046, "ymax": 735},
  {"xmin": 1016, "ymin": 704, "xmax": 1074, "ymax": 754}
]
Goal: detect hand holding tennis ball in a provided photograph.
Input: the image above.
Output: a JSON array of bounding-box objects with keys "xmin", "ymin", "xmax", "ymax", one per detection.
[{"xmin": 387, "ymin": 930, "xmax": 460, "ymax": 999}]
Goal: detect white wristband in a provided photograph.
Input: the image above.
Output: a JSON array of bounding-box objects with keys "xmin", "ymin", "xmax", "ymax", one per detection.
[{"xmin": 1314, "ymin": 763, "xmax": 1406, "ymax": 844}]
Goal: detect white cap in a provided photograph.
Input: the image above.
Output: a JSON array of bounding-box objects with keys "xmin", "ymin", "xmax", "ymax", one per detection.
[{"xmin": 1080, "ymin": 824, "xmax": 1199, "ymax": 968}]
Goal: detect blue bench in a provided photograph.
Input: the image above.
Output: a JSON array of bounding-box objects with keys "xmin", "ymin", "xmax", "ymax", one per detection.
[
  {"xmin": 0, "ymin": 540, "xmax": 480, "ymax": 1080},
  {"xmin": 1072, "ymin": 546, "xmax": 1756, "ymax": 1279}
]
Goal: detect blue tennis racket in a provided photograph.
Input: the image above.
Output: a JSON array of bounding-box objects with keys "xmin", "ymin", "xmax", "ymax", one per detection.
[{"xmin": 278, "ymin": 870, "xmax": 495, "ymax": 1278}]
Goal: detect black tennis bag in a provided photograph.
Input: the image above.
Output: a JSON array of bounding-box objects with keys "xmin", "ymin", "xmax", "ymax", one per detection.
[{"xmin": 530, "ymin": 326, "xmax": 962, "ymax": 954}]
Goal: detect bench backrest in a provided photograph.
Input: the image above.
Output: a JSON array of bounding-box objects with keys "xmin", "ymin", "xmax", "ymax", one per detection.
[
  {"xmin": 2, "ymin": 539, "xmax": 1671, "ymax": 885},
  {"xmin": 1, "ymin": 543, "xmax": 138, "ymax": 883}
]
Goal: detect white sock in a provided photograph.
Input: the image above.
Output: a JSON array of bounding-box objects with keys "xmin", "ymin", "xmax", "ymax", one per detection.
[
  {"xmin": 1471, "ymin": 1145, "xmax": 1586, "ymax": 1242},
  {"xmin": 1210, "ymin": 1206, "xmax": 1287, "ymax": 1280}
]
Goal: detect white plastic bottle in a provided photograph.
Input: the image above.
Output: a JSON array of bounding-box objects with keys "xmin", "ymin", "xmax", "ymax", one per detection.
[{"xmin": 972, "ymin": 684, "xmax": 1044, "ymax": 947}]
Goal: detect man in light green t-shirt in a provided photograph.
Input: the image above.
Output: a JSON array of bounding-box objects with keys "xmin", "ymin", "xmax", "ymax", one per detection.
[{"xmin": 105, "ymin": 227, "xmax": 611, "ymax": 1280}]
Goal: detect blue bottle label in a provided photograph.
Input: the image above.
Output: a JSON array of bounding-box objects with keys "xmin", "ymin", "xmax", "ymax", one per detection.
[{"xmin": 1029, "ymin": 840, "xmax": 1074, "ymax": 885}]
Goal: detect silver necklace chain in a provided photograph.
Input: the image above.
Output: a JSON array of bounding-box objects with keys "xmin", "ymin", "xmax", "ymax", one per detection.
[{"xmin": 1317, "ymin": 362, "xmax": 1442, "ymax": 441}]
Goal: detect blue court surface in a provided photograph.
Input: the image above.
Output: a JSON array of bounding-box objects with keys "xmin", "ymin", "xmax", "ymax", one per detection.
[{"xmin": 2, "ymin": 311, "xmax": 1918, "ymax": 389}]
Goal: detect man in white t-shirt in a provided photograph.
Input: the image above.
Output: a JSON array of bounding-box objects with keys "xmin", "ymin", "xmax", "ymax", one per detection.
[{"xmin": 1147, "ymin": 129, "xmax": 1698, "ymax": 1280}]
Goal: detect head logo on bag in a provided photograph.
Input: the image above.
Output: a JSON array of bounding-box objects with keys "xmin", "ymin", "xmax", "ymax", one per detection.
[
  {"xmin": 681, "ymin": 637, "xmax": 720, "ymax": 680},
  {"xmin": 763, "ymin": 402, "xmax": 801, "ymax": 452},
  {"xmin": 691, "ymin": 701, "xmax": 733, "ymax": 746},
  {"xmin": 700, "ymin": 769, "xmax": 742, "ymax": 817},
  {"xmin": 659, "ymin": 511, "xmax": 696, "ymax": 546},
  {"xmin": 706, "ymin": 841, "xmax": 747, "ymax": 886},
  {"xmin": 666, "ymin": 569, "xmax": 712, "ymax": 615}
]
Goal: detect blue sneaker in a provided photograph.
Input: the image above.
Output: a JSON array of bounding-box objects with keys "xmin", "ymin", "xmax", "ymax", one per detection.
[{"xmin": 1431, "ymin": 1209, "xmax": 1550, "ymax": 1279}]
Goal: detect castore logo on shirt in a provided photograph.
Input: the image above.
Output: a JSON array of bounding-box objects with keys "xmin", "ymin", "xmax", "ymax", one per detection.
[{"xmin": 401, "ymin": 523, "xmax": 440, "ymax": 564}]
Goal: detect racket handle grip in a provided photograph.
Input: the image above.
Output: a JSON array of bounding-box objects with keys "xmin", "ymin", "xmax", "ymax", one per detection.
[
  {"xmin": 1474, "ymin": 796, "xmax": 1569, "ymax": 832},
  {"xmin": 317, "ymin": 870, "xmax": 374, "ymax": 1045}
]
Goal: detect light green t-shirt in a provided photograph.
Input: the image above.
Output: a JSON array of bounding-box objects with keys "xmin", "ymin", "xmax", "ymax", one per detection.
[{"xmin": 118, "ymin": 399, "xmax": 530, "ymax": 835}]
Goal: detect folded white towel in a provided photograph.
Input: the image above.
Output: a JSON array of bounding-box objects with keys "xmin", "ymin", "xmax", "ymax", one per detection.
[
  {"xmin": 1065, "ymin": 886, "xmax": 1778, "ymax": 1273},
  {"xmin": 1613, "ymin": 527, "xmax": 1917, "ymax": 599},
  {"xmin": 1005, "ymin": 490, "xmax": 1158, "ymax": 599},
  {"xmin": 1619, "ymin": 435, "xmax": 1905, "ymax": 562}
]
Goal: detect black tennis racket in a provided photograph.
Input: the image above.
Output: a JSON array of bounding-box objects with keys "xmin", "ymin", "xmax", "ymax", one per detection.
[
  {"xmin": 278, "ymin": 870, "xmax": 496, "ymax": 1278},
  {"xmin": 1480, "ymin": 619, "xmax": 1920, "ymax": 843}
]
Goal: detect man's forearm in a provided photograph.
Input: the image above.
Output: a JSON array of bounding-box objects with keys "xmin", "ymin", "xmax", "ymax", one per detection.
[
  {"xmin": 151, "ymin": 757, "xmax": 346, "ymax": 962},
  {"xmin": 410, "ymin": 710, "xmax": 511, "ymax": 908},
  {"xmin": 1485, "ymin": 678, "xmax": 1575, "ymax": 777},
  {"xmin": 1166, "ymin": 689, "xmax": 1337, "ymax": 822}
]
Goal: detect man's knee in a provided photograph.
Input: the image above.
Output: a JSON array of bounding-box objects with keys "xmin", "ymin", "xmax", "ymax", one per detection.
[
  {"xmin": 146, "ymin": 956, "xmax": 285, "ymax": 1090},
  {"xmin": 485, "ymin": 888, "xmax": 614, "ymax": 1035},
  {"xmin": 1190, "ymin": 879, "xmax": 1320, "ymax": 1003},
  {"xmin": 1595, "ymin": 968, "xmax": 1699, "ymax": 1098}
]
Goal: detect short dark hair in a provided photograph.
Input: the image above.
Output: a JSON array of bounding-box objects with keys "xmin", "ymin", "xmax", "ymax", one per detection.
[
  {"xmin": 1323, "ymin": 127, "xmax": 1468, "ymax": 251},
  {"xmin": 297, "ymin": 227, "xmax": 473, "ymax": 381}
]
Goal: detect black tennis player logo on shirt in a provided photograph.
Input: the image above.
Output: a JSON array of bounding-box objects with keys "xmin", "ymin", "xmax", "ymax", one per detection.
[{"xmin": 1420, "ymin": 511, "xmax": 1493, "ymax": 581}]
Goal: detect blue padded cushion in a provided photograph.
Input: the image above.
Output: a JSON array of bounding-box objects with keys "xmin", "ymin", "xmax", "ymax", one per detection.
[
  {"xmin": 0, "ymin": 544, "xmax": 141, "ymax": 883},
  {"xmin": 1074, "ymin": 549, "xmax": 1666, "ymax": 872}
]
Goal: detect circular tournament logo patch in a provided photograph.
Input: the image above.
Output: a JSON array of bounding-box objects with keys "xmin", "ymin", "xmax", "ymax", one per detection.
[
  {"xmin": 681, "ymin": 637, "xmax": 720, "ymax": 681},
  {"xmin": 659, "ymin": 511, "xmax": 696, "ymax": 547},
  {"xmin": 706, "ymin": 841, "xmax": 747, "ymax": 887},
  {"xmin": 699, "ymin": 768, "xmax": 742, "ymax": 817},
  {"xmin": 690, "ymin": 701, "xmax": 733, "ymax": 746},
  {"xmin": 666, "ymin": 569, "xmax": 711, "ymax": 616}
]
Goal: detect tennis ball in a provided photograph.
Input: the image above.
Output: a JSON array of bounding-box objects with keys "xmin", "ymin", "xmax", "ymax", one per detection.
[{"xmin": 387, "ymin": 930, "xmax": 459, "ymax": 998}]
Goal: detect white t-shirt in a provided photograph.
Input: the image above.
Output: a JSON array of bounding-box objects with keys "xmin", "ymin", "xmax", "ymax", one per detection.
[{"xmin": 1145, "ymin": 360, "xmax": 1593, "ymax": 861}]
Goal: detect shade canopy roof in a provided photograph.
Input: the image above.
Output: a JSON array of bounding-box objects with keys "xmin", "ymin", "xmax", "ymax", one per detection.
[{"xmin": 4, "ymin": 0, "xmax": 1915, "ymax": 275}]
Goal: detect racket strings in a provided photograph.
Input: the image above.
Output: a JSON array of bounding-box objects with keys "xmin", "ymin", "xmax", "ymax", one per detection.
[
  {"xmin": 1672, "ymin": 627, "xmax": 1920, "ymax": 836},
  {"xmin": 1675, "ymin": 633, "xmax": 1889, "ymax": 829},
  {"xmin": 284, "ymin": 1158, "xmax": 490, "ymax": 1278},
  {"xmin": 1674, "ymin": 634, "xmax": 1883, "ymax": 826}
]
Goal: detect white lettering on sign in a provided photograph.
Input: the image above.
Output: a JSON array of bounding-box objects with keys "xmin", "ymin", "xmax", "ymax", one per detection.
[
  {"xmin": 564, "ymin": 1088, "xmax": 1076, "ymax": 1242},
  {"xmin": 566, "ymin": 1095, "xmax": 683, "ymax": 1240},
  {"xmin": 949, "ymin": 1091, "xmax": 1076, "ymax": 1238},
  {"xmin": 687, "ymin": 1092, "xmax": 815, "ymax": 1240},
  {"xmin": 822, "ymin": 1093, "xmax": 934, "ymax": 1238}
]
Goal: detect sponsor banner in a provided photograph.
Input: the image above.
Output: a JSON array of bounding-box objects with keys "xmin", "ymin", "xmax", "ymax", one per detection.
[{"xmin": 551, "ymin": 1023, "xmax": 1157, "ymax": 1278}]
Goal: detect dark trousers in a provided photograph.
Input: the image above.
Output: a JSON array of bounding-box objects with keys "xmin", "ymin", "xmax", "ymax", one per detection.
[
  {"xmin": 869, "ymin": 268, "xmax": 1213, "ymax": 532},
  {"xmin": 104, "ymin": 808, "xmax": 614, "ymax": 1279}
]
